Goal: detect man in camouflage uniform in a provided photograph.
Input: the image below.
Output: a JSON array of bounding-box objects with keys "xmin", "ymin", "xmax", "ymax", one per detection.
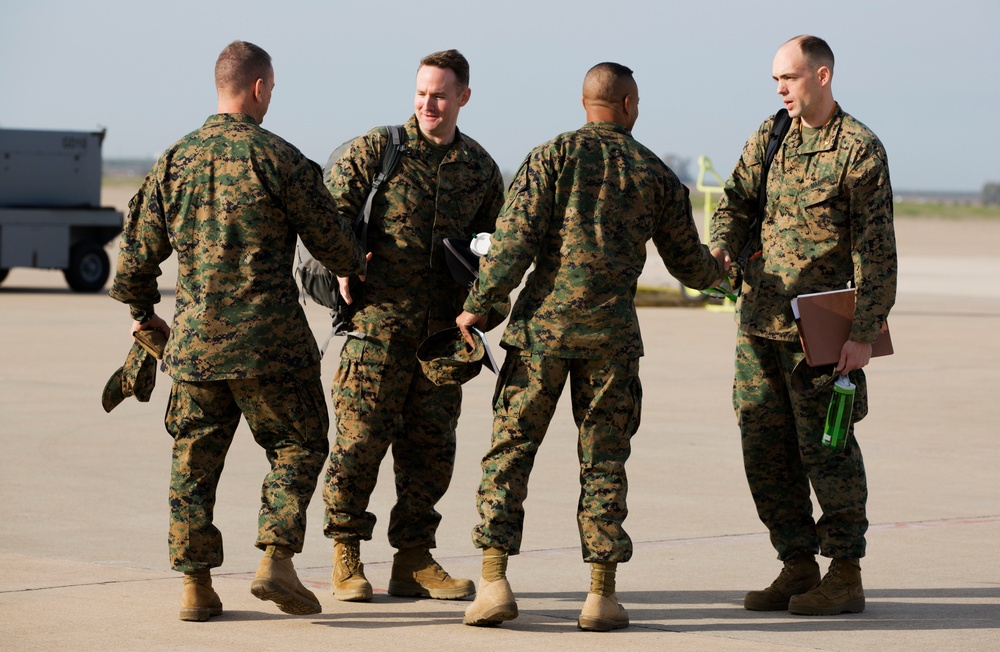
[
  {"xmin": 709, "ymin": 35, "xmax": 896, "ymax": 616},
  {"xmin": 456, "ymin": 62, "xmax": 725, "ymax": 631},
  {"xmin": 110, "ymin": 40, "xmax": 365, "ymax": 621},
  {"xmin": 321, "ymin": 49, "xmax": 504, "ymax": 602}
]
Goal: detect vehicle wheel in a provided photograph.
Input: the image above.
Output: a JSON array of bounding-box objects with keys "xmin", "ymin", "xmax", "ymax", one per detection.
[
  {"xmin": 64, "ymin": 241, "xmax": 110, "ymax": 292},
  {"xmin": 0, "ymin": 268, "xmax": 8, "ymax": 285}
]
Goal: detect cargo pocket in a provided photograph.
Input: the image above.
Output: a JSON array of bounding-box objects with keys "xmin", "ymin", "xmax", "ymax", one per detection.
[
  {"xmin": 332, "ymin": 336, "xmax": 386, "ymax": 419},
  {"xmin": 492, "ymin": 351, "xmax": 529, "ymax": 420}
]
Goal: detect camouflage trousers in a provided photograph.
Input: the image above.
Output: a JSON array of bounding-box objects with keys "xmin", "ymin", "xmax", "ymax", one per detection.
[
  {"xmin": 734, "ymin": 330, "xmax": 868, "ymax": 560},
  {"xmin": 323, "ymin": 334, "xmax": 461, "ymax": 549},
  {"xmin": 165, "ymin": 364, "xmax": 329, "ymax": 573},
  {"xmin": 473, "ymin": 349, "xmax": 641, "ymax": 562}
]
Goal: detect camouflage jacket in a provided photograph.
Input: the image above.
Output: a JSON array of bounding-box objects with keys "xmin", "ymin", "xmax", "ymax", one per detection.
[
  {"xmin": 109, "ymin": 113, "xmax": 365, "ymax": 380},
  {"xmin": 464, "ymin": 121, "xmax": 722, "ymax": 359},
  {"xmin": 326, "ymin": 115, "xmax": 504, "ymax": 346},
  {"xmin": 709, "ymin": 105, "xmax": 897, "ymax": 343}
]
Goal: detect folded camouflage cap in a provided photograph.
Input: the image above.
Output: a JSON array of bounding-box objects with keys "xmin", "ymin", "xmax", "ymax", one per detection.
[
  {"xmin": 417, "ymin": 327, "xmax": 485, "ymax": 386},
  {"xmin": 133, "ymin": 328, "xmax": 167, "ymax": 360},
  {"xmin": 102, "ymin": 341, "xmax": 158, "ymax": 413}
]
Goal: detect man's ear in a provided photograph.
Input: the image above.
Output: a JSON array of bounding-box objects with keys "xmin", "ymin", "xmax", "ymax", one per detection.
[
  {"xmin": 253, "ymin": 77, "xmax": 265, "ymax": 101},
  {"xmin": 459, "ymin": 86, "xmax": 471, "ymax": 108},
  {"xmin": 623, "ymin": 93, "xmax": 637, "ymax": 119},
  {"xmin": 817, "ymin": 65, "xmax": 832, "ymax": 87}
]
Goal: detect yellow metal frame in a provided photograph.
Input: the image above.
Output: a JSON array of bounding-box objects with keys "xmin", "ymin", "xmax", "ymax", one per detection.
[{"xmin": 680, "ymin": 156, "xmax": 735, "ymax": 310}]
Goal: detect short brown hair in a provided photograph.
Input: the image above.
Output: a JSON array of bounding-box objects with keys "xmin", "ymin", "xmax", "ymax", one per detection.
[
  {"xmin": 791, "ymin": 35, "xmax": 835, "ymax": 73},
  {"xmin": 419, "ymin": 49, "xmax": 470, "ymax": 88},
  {"xmin": 215, "ymin": 40, "xmax": 272, "ymax": 94}
]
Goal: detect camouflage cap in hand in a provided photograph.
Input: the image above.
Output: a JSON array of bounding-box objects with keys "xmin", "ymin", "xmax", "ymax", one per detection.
[
  {"xmin": 101, "ymin": 341, "xmax": 158, "ymax": 413},
  {"xmin": 416, "ymin": 327, "xmax": 485, "ymax": 386}
]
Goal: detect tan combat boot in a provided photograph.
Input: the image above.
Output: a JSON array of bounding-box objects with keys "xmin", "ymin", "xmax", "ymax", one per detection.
[
  {"xmin": 464, "ymin": 548, "xmax": 518, "ymax": 627},
  {"xmin": 332, "ymin": 540, "xmax": 372, "ymax": 602},
  {"xmin": 250, "ymin": 545, "xmax": 322, "ymax": 615},
  {"xmin": 744, "ymin": 554, "xmax": 821, "ymax": 611},
  {"xmin": 179, "ymin": 569, "xmax": 223, "ymax": 622},
  {"xmin": 388, "ymin": 547, "xmax": 475, "ymax": 599},
  {"xmin": 788, "ymin": 558, "xmax": 865, "ymax": 615},
  {"xmin": 578, "ymin": 562, "xmax": 629, "ymax": 631}
]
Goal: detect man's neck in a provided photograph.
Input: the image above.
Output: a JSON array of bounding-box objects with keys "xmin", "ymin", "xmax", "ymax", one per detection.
[
  {"xmin": 217, "ymin": 96, "xmax": 259, "ymax": 122},
  {"xmin": 585, "ymin": 109, "xmax": 625, "ymax": 127},
  {"xmin": 421, "ymin": 127, "xmax": 457, "ymax": 147},
  {"xmin": 801, "ymin": 99, "xmax": 837, "ymax": 129}
]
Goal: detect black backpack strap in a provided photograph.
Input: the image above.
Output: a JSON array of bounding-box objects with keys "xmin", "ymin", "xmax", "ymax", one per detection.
[
  {"xmin": 354, "ymin": 125, "xmax": 406, "ymax": 247},
  {"xmin": 320, "ymin": 126, "xmax": 406, "ymax": 354},
  {"xmin": 734, "ymin": 109, "xmax": 792, "ymax": 292}
]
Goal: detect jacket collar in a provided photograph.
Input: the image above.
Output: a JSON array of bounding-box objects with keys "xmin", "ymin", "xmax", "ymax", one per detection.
[{"xmin": 787, "ymin": 104, "xmax": 844, "ymax": 154}]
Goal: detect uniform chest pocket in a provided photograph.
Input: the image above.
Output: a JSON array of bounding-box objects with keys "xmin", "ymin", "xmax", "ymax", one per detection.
[{"xmin": 799, "ymin": 183, "xmax": 848, "ymax": 242}]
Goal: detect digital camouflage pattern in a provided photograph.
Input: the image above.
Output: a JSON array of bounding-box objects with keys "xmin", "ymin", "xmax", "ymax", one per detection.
[
  {"xmin": 467, "ymin": 121, "xmax": 713, "ymax": 562},
  {"xmin": 101, "ymin": 340, "xmax": 157, "ymax": 412},
  {"xmin": 710, "ymin": 105, "xmax": 894, "ymax": 560},
  {"xmin": 110, "ymin": 112, "xmax": 360, "ymax": 573},
  {"xmin": 323, "ymin": 336, "xmax": 461, "ymax": 548},
  {"xmin": 734, "ymin": 333, "xmax": 868, "ymax": 560},
  {"xmin": 709, "ymin": 105, "xmax": 897, "ymax": 343},
  {"xmin": 323, "ymin": 115, "xmax": 504, "ymax": 546},
  {"xmin": 473, "ymin": 352, "xmax": 641, "ymax": 561},
  {"xmin": 465, "ymin": 121, "xmax": 722, "ymax": 359},
  {"xmin": 326, "ymin": 116, "xmax": 505, "ymax": 341},
  {"xmin": 166, "ymin": 364, "xmax": 329, "ymax": 572},
  {"xmin": 110, "ymin": 113, "xmax": 366, "ymax": 381}
]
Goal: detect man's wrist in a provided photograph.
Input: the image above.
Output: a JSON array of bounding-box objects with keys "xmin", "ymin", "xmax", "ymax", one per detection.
[{"xmin": 131, "ymin": 308, "xmax": 154, "ymax": 323}]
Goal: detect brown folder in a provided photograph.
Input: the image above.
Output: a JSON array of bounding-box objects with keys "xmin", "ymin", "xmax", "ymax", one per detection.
[{"xmin": 791, "ymin": 288, "xmax": 893, "ymax": 367}]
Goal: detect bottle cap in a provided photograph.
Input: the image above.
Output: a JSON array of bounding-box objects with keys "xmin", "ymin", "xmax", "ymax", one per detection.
[
  {"xmin": 835, "ymin": 374, "xmax": 856, "ymax": 391},
  {"xmin": 470, "ymin": 233, "xmax": 491, "ymax": 257}
]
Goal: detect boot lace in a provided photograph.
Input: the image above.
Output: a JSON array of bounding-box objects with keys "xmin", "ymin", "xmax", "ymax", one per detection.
[
  {"xmin": 340, "ymin": 544, "xmax": 361, "ymax": 572},
  {"xmin": 813, "ymin": 559, "xmax": 847, "ymax": 593},
  {"xmin": 422, "ymin": 554, "xmax": 450, "ymax": 580}
]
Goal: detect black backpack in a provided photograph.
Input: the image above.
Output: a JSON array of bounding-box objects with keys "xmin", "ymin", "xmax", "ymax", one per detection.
[
  {"xmin": 733, "ymin": 109, "xmax": 792, "ymax": 294},
  {"xmin": 296, "ymin": 125, "xmax": 406, "ymax": 352}
]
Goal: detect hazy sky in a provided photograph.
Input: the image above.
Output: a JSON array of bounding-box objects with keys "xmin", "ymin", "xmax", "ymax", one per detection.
[{"xmin": 2, "ymin": 0, "xmax": 996, "ymax": 192}]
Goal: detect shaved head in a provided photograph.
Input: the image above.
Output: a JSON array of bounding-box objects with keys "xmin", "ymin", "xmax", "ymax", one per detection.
[
  {"xmin": 581, "ymin": 62, "xmax": 639, "ymax": 130},
  {"xmin": 583, "ymin": 62, "xmax": 636, "ymax": 106}
]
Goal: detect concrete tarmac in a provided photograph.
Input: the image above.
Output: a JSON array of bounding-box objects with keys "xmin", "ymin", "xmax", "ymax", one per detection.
[{"xmin": 1, "ymin": 203, "xmax": 998, "ymax": 650}]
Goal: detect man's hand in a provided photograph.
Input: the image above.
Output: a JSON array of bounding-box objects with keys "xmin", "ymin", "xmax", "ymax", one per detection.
[
  {"xmin": 456, "ymin": 310, "xmax": 487, "ymax": 348},
  {"xmin": 837, "ymin": 340, "xmax": 872, "ymax": 374},
  {"xmin": 339, "ymin": 252, "xmax": 373, "ymax": 304},
  {"xmin": 710, "ymin": 247, "xmax": 731, "ymax": 287},
  {"xmin": 131, "ymin": 313, "xmax": 170, "ymax": 338},
  {"xmin": 337, "ymin": 276, "xmax": 354, "ymax": 304}
]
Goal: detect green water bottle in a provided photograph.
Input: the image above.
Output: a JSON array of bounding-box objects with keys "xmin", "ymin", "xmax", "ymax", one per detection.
[{"xmin": 822, "ymin": 374, "xmax": 855, "ymax": 450}]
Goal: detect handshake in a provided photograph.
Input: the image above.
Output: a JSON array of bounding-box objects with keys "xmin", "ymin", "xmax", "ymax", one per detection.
[{"xmin": 702, "ymin": 247, "xmax": 738, "ymax": 301}]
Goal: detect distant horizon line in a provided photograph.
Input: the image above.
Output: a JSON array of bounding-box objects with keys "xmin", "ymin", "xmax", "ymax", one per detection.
[{"xmin": 99, "ymin": 158, "xmax": 988, "ymax": 199}]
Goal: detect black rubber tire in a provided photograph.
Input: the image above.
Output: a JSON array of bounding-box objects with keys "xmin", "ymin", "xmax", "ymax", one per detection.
[
  {"xmin": 64, "ymin": 241, "xmax": 110, "ymax": 292},
  {"xmin": 0, "ymin": 268, "xmax": 8, "ymax": 285}
]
